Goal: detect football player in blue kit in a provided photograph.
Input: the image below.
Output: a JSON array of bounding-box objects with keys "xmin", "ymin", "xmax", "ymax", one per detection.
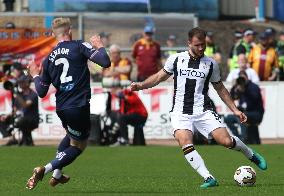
[{"xmin": 26, "ymin": 17, "xmax": 111, "ymax": 190}]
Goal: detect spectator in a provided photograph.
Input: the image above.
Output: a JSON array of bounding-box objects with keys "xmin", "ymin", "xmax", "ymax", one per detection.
[
  {"xmin": 99, "ymin": 32, "xmax": 112, "ymax": 48},
  {"xmin": 102, "ymin": 44, "xmax": 132, "ymax": 81},
  {"xmin": 226, "ymin": 54, "xmax": 259, "ymax": 83},
  {"xmin": 234, "ymin": 30, "xmax": 243, "ymax": 41},
  {"xmin": 224, "ymin": 71, "xmax": 264, "ymax": 144},
  {"xmin": 228, "ymin": 28, "xmax": 256, "ymax": 71},
  {"xmin": 3, "ymin": 0, "xmax": 15, "ymax": 12},
  {"xmin": 162, "ymin": 34, "xmax": 178, "ymax": 63},
  {"xmin": 227, "ymin": 30, "xmax": 243, "ymax": 70},
  {"xmin": 129, "ymin": 33, "xmax": 143, "ymax": 45},
  {"xmin": 276, "ymin": 31, "xmax": 284, "ymax": 80},
  {"xmin": 204, "ymin": 31, "xmax": 222, "ymax": 64},
  {"xmin": 265, "ymin": 27, "xmax": 277, "ymax": 48},
  {"xmin": 110, "ymin": 88, "xmax": 148, "ymax": 146},
  {"xmin": 132, "ymin": 25, "xmax": 161, "ymax": 81},
  {"xmin": 248, "ymin": 32, "xmax": 279, "ymax": 81}
]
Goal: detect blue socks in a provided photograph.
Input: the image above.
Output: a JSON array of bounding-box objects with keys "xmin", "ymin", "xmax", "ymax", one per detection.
[
  {"xmin": 51, "ymin": 146, "xmax": 82, "ymax": 169},
  {"xmin": 57, "ymin": 135, "xmax": 70, "ymax": 153},
  {"xmin": 55, "ymin": 135, "xmax": 70, "ymax": 170}
]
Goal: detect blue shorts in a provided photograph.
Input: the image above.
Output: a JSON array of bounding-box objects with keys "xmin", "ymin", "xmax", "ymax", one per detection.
[{"xmin": 56, "ymin": 105, "xmax": 90, "ymax": 141}]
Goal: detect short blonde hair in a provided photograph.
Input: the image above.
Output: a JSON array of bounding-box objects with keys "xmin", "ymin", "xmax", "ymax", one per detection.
[{"xmin": 52, "ymin": 17, "xmax": 71, "ymax": 36}]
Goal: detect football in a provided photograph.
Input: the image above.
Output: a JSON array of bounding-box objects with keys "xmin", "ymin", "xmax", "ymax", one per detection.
[{"xmin": 234, "ymin": 166, "xmax": 256, "ymax": 186}]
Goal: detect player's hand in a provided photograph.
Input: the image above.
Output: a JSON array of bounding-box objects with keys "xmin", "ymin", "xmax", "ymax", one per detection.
[
  {"xmin": 90, "ymin": 35, "xmax": 104, "ymax": 49},
  {"xmin": 27, "ymin": 60, "xmax": 42, "ymax": 77},
  {"xmin": 129, "ymin": 82, "xmax": 142, "ymax": 91},
  {"xmin": 234, "ymin": 110, "xmax": 247, "ymax": 123}
]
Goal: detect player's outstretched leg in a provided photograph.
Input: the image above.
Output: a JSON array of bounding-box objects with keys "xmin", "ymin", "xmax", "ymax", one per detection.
[
  {"xmin": 230, "ymin": 136, "xmax": 267, "ymax": 170},
  {"xmin": 182, "ymin": 144, "xmax": 218, "ymax": 188},
  {"xmin": 26, "ymin": 166, "xmax": 45, "ymax": 190},
  {"xmin": 26, "ymin": 145, "xmax": 82, "ymax": 190}
]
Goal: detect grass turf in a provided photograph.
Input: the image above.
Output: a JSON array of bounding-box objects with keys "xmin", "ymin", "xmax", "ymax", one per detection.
[{"xmin": 0, "ymin": 145, "xmax": 283, "ymax": 196}]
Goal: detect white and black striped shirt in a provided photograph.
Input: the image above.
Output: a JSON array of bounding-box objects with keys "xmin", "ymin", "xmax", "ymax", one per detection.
[{"xmin": 164, "ymin": 51, "xmax": 221, "ymax": 115}]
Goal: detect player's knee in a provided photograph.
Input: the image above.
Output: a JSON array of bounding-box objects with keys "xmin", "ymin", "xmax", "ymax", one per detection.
[
  {"xmin": 176, "ymin": 137, "xmax": 192, "ymax": 146},
  {"xmin": 70, "ymin": 139, "xmax": 87, "ymax": 151},
  {"xmin": 174, "ymin": 130, "xmax": 193, "ymax": 146}
]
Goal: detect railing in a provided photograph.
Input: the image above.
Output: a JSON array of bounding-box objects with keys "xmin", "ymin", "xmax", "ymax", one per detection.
[{"xmin": 0, "ymin": 12, "xmax": 198, "ymax": 40}]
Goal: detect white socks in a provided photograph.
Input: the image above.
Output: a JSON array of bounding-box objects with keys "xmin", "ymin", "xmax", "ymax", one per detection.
[
  {"xmin": 44, "ymin": 164, "xmax": 62, "ymax": 179},
  {"xmin": 44, "ymin": 163, "xmax": 53, "ymax": 174},
  {"xmin": 181, "ymin": 136, "xmax": 254, "ymax": 180},
  {"xmin": 182, "ymin": 144, "xmax": 212, "ymax": 180},
  {"xmin": 52, "ymin": 169, "xmax": 62, "ymax": 179},
  {"xmin": 230, "ymin": 136, "xmax": 253, "ymax": 159}
]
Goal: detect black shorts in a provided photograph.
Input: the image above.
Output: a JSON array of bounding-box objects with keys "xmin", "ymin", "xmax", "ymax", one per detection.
[{"xmin": 56, "ymin": 105, "xmax": 90, "ymax": 141}]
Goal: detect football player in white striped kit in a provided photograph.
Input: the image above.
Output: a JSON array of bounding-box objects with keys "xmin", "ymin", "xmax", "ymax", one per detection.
[{"xmin": 130, "ymin": 27, "xmax": 267, "ymax": 188}]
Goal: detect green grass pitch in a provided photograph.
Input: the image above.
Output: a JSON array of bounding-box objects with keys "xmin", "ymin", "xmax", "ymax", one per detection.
[{"xmin": 0, "ymin": 144, "xmax": 283, "ymax": 196}]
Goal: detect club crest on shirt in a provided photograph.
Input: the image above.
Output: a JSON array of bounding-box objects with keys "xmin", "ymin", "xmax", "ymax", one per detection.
[{"xmin": 201, "ymin": 62, "xmax": 209, "ymax": 69}]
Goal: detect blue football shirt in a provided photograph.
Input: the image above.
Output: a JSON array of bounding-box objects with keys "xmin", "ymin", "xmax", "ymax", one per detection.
[{"xmin": 40, "ymin": 40, "xmax": 104, "ymax": 110}]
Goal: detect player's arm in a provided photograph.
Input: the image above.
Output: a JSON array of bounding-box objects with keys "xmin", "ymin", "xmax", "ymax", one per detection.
[
  {"xmin": 210, "ymin": 59, "xmax": 246, "ymax": 123},
  {"xmin": 28, "ymin": 60, "xmax": 51, "ymax": 98},
  {"xmin": 130, "ymin": 68, "xmax": 170, "ymax": 91},
  {"xmin": 212, "ymin": 81, "xmax": 247, "ymax": 123},
  {"xmin": 131, "ymin": 53, "xmax": 176, "ymax": 91},
  {"xmin": 88, "ymin": 35, "xmax": 111, "ymax": 68}
]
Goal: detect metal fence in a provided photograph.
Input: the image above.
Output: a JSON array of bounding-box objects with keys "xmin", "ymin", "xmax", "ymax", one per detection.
[{"xmin": 0, "ymin": 12, "xmax": 198, "ymax": 49}]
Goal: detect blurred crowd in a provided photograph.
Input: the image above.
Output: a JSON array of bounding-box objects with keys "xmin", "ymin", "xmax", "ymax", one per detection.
[
  {"xmin": 1, "ymin": 22, "xmax": 283, "ymax": 84},
  {"xmin": 86, "ymin": 25, "xmax": 284, "ymax": 86}
]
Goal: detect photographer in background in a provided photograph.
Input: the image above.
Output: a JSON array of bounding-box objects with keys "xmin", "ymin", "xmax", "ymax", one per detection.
[
  {"xmin": 15, "ymin": 75, "xmax": 39, "ymax": 145},
  {"xmin": 1, "ymin": 63, "xmax": 24, "ymax": 144},
  {"xmin": 224, "ymin": 71, "xmax": 264, "ymax": 144},
  {"xmin": 111, "ymin": 87, "xmax": 148, "ymax": 146},
  {"xmin": 1, "ymin": 75, "xmax": 39, "ymax": 146}
]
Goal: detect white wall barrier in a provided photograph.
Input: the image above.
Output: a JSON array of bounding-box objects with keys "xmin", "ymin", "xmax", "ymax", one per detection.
[{"xmin": 0, "ymin": 82, "xmax": 283, "ymax": 140}]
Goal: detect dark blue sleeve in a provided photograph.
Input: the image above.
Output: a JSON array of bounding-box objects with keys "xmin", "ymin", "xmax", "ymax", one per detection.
[
  {"xmin": 79, "ymin": 41, "xmax": 111, "ymax": 68},
  {"xmin": 34, "ymin": 77, "xmax": 50, "ymax": 98},
  {"xmin": 33, "ymin": 58, "xmax": 51, "ymax": 98},
  {"xmin": 89, "ymin": 47, "xmax": 111, "ymax": 68}
]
